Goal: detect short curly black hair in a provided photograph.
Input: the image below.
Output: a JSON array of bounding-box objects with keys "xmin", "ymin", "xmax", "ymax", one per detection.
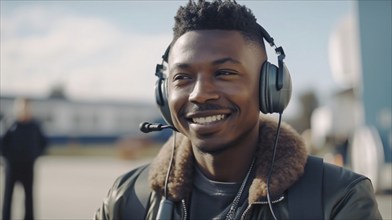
[{"xmin": 172, "ymin": 0, "xmax": 265, "ymax": 49}]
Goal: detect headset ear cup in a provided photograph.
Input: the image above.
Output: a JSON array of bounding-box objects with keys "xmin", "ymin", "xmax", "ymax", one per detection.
[
  {"xmin": 155, "ymin": 78, "xmax": 174, "ymax": 126},
  {"xmin": 155, "ymin": 78, "xmax": 164, "ymax": 106},
  {"xmin": 259, "ymin": 62, "xmax": 267, "ymax": 113},
  {"xmin": 259, "ymin": 61, "xmax": 273, "ymax": 113},
  {"xmin": 276, "ymin": 63, "xmax": 292, "ymax": 113},
  {"xmin": 259, "ymin": 61, "xmax": 292, "ymax": 113}
]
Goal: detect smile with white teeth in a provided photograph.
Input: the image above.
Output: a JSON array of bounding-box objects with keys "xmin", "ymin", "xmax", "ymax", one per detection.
[{"xmin": 192, "ymin": 114, "xmax": 226, "ymax": 124}]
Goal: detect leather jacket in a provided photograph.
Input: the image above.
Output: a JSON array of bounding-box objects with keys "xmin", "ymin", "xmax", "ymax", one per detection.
[{"xmin": 96, "ymin": 116, "xmax": 381, "ymax": 220}]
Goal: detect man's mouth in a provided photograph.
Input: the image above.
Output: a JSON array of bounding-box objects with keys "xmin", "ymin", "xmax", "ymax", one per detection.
[{"xmin": 191, "ymin": 114, "xmax": 226, "ymax": 125}]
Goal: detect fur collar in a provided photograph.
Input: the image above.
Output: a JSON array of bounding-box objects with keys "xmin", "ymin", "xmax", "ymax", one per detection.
[{"xmin": 149, "ymin": 115, "xmax": 308, "ymax": 204}]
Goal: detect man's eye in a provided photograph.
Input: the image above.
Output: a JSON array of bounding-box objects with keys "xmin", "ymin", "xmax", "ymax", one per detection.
[
  {"xmin": 173, "ymin": 74, "xmax": 192, "ymax": 81},
  {"xmin": 216, "ymin": 70, "xmax": 237, "ymax": 77}
]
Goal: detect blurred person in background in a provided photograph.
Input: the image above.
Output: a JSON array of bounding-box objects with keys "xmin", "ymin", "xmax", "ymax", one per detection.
[{"xmin": 1, "ymin": 97, "xmax": 48, "ymax": 220}]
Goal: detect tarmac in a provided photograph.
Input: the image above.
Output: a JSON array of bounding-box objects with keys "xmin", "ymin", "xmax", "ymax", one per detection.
[{"xmin": 0, "ymin": 155, "xmax": 391, "ymax": 220}]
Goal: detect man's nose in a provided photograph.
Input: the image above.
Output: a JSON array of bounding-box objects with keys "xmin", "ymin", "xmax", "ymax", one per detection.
[{"xmin": 189, "ymin": 77, "xmax": 219, "ymax": 103}]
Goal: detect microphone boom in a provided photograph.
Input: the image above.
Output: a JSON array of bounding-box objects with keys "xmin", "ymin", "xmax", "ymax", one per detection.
[{"xmin": 139, "ymin": 122, "xmax": 175, "ymax": 133}]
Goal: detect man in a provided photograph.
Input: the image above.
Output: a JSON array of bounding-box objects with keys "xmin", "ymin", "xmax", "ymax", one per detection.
[
  {"xmin": 96, "ymin": 1, "xmax": 381, "ymax": 219},
  {"xmin": 1, "ymin": 98, "xmax": 48, "ymax": 220}
]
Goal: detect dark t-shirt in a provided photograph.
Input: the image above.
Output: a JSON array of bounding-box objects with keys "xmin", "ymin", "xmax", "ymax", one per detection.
[{"xmin": 189, "ymin": 167, "xmax": 250, "ymax": 219}]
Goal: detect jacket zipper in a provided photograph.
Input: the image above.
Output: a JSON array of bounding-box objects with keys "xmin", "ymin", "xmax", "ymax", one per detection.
[
  {"xmin": 181, "ymin": 199, "xmax": 188, "ymax": 220},
  {"xmin": 240, "ymin": 195, "xmax": 285, "ymax": 220}
]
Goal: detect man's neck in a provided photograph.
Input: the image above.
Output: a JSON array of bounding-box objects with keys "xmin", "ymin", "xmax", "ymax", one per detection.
[{"xmin": 192, "ymin": 130, "xmax": 259, "ymax": 182}]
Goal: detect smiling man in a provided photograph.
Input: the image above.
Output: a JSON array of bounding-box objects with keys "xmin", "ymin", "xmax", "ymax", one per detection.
[
  {"xmin": 95, "ymin": 1, "xmax": 381, "ymax": 219},
  {"xmin": 168, "ymin": 30, "xmax": 261, "ymax": 167}
]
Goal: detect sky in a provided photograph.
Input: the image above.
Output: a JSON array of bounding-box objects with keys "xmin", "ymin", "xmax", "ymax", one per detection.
[{"xmin": 0, "ymin": 0, "xmax": 353, "ymax": 117}]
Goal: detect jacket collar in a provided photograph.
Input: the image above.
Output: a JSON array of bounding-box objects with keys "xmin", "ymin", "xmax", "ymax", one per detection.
[{"xmin": 149, "ymin": 115, "xmax": 308, "ymax": 204}]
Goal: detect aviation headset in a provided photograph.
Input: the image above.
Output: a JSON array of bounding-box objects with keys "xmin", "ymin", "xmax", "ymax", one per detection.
[{"xmin": 154, "ymin": 24, "xmax": 292, "ymax": 126}]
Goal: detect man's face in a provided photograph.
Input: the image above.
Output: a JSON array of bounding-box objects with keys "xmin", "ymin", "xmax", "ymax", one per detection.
[{"xmin": 167, "ymin": 30, "xmax": 265, "ymax": 153}]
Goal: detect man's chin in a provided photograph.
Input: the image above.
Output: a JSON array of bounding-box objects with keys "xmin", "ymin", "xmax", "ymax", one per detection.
[{"xmin": 192, "ymin": 141, "xmax": 232, "ymax": 155}]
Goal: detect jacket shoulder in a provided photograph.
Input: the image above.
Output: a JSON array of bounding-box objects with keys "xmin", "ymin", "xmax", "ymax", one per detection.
[
  {"xmin": 322, "ymin": 162, "xmax": 382, "ymax": 219},
  {"xmin": 95, "ymin": 164, "xmax": 151, "ymax": 220},
  {"xmin": 323, "ymin": 162, "xmax": 367, "ymax": 188},
  {"xmin": 115, "ymin": 164, "xmax": 149, "ymax": 188}
]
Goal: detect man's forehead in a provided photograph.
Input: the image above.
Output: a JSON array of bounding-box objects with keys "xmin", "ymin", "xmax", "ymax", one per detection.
[
  {"xmin": 172, "ymin": 30, "xmax": 245, "ymax": 47},
  {"xmin": 168, "ymin": 30, "xmax": 265, "ymax": 65}
]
